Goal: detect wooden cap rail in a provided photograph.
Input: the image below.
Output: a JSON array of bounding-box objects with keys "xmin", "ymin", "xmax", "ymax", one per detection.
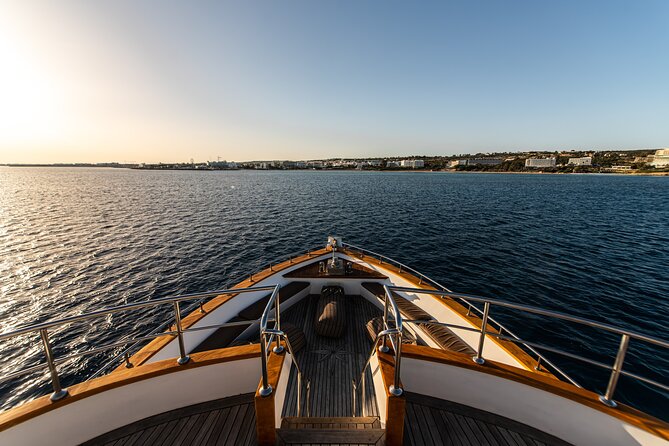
[
  {"xmin": 400, "ymin": 344, "xmax": 669, "ymax": 441},
  {"xmin": 377, "ymin": 350, "xmax": 406, "ymax": 446},
  {"xmin": 254, "ymin": 347, "xmax": 287, "ymax": 446},
  {"xmin": 386, "ymin": 284, "xmax": 669, "ymax": 411},
  {"xmin": 342, "ymin": 244, "xmax": 669, "ymax": 412},
  {"xmin": 341, "ymin": 245, "xmax": 556, "ymax": 378},
  {"xmin": 0, "ymin": 246, "xmax": 328, "ymax": 432},
  {"xmin": 0, "ymin": 345, "xmax": 260, "ymax": 433},
  {"xmin": 126, "ymin": 247, "xmax": 330, "ymax": 368}
]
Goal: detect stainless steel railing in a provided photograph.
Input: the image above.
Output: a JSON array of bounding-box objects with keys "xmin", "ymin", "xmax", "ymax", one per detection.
[
  {"xmin": 258, "ymin": 283, "xmax": 310, "ymax": 417},
  {"xmin": 244, "ymin": 245, "xmax": 326, "ymax": 283},
  {"xmin": 388, "ymin": 285, "xmax": 669, "ymax": 408},
  {"xmin": 0, "ymin": 243, "xmax": 326, "ymax": 412},
  {"xmin": 342, "ymin": 242, "xmax": 578, "ymax": 386},
  {"xmin": 90, "ymin": 244, "xmax": 327, "ymax": 378},
  {"xmin": 0, "ymin": 285, "xmax": 277, "ymax": 402},
  {"xmin": 352, "ymin": 284, "xmax": 403, "ymax": 416}
]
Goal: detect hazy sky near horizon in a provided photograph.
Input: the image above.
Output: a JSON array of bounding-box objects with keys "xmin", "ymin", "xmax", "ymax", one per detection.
[{"xmin": 0, "ymin": 1, "xmax": 667, "ymax": 163}]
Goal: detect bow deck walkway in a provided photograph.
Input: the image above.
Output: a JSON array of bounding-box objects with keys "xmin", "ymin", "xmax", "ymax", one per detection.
[{"xmin": 281, "ymin": 294, "xmax": 382, "ymax": 418}]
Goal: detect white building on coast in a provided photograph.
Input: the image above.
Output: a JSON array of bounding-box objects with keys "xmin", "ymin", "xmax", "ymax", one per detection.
[
  {"xmin": 568, "ymin": 157, "xmax": 592, "ymax": 166},
  {"xmin": 449, "ymin": 158, "xmax": 502, "ymax": 167},
  {"xmin": 400, "ymin": 159, "xmax": 425, "ymax": 168},
  {"xmin": 649, "ymin": 149, "xmax": 669, "ymax": 167},
  {"xmin": 525, "ymin": 158, "xmax": 556, "ymax": 168}
]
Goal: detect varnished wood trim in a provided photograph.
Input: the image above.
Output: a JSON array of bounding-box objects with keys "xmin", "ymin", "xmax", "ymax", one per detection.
[
  {"xmin": 377, "ymin": 351, "xmax": 405, "ymax": 446},
  {"xmin": 283, "ymin": 258, "xmax": 388, "ymax": 279},
  {"xmin": 123, "ymin": 248, "xmax": 330, "ymax": 369},
  {"xmin": 0, "ymin": 344, "xmax": 261, "ymax": 432},
  {"xmin": 343, "ymin": 247, "xmax": 553, "ymax": 378},
  {"xmin": 254, "ymin": 347, "xmax": 286, "ymax": 446},
  {"xmin": 401, "ymin": 344, "xmax": 669, "ymax": 441}
]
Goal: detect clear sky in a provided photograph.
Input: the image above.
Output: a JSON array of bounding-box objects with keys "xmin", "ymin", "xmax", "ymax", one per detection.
[{"xmin": 0, "ymin": 0, "xmax": 667, "ymax": 163}]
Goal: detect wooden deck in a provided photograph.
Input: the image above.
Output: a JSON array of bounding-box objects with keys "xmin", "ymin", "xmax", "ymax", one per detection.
[
  {"xmin": 277, "ymin": 417, "xmax": 385, "ymax": 445},
  {"xmin": 82, "ymin": 393, "xmax": 257, "ymax": 446},
  {"xmin": 81, "ymin": 294, "xmax": 572, "ymax": 445},
  {"xmin": 80, "ymin": 391, "xmax": 573, "ymax": 446},
  {"xmin": 403, "ymin": 392, "xmax": 572, "ymax": 446},
  {"xmin": 283, "ymin": 261, "xmax": 387, "ymax": 279},
  {"xmin": 280, "ymin": 294, "xmax": 382, "ymax": 418}
]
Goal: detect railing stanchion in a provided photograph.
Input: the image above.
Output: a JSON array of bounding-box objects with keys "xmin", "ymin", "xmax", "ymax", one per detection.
[
  {"xmin": 361, "ymin": 371, "xmax": 366, "ymax": 416},
  {"xmin": 297, "ymin": 371, "xmax": 302, "ymax": 417},
  {"xmin": 351, "ymin": 379, "xmax": 356, "ymax": 416},
  {"xmin": 600, "ymin": 334, "xmax": 630, "ymax": 408},
  {"xmin": 173, "ymin": 301, "xmax": 190, "ymax": 365},
  {"xmin": 306, "ymin": 381, "xmax": 311, "ymax": 417},
  {"xmin": 273, "ymin": 295, "xmax": 284, "ymax": 353},
  {"xmin": 40, "ymin": 329, "xmax": 68, "ymax": 402},
  {"xmin": 473, "ymin": 302, "xmax": 490, "ymax": 365},
  {"xmin": 259, "ymin": 333, "xmax": 272, "ymax": 397},
  {"xmin": 389, "ymin": 332, "xmax": 403, "ymax": 396},
  {"xmin": 379, "ymin": 290, "xmax": 390, "ymax": 353},
  {"xmin": 5, "ymin": 252, "xmax": 669, "ymax": 418},
  {"xmin": 124, "ymin": 352, "xmax": 133, "ymax": 368}
]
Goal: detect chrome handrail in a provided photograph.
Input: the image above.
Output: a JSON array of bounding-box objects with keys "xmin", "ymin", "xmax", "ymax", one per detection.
[
  {"xmin": 92, "ymin": 244, "xmax": 327, "ymax": 378},
  {"xmin": 390, "ymin": 287, "xmax": 669, "ymax": 348},
  {"xmin": 0, "ymin": 286, "xmax": 274, "ymax": 341},
  {"xmin": 387, "ymin": 285, "xmax": 669, "ymax": 408},
  {"xmin": 342, "ymin": 242, "xmax": 577, "ymax": 386},
  {"xmin": 0, "ymin": 243, "xmax": 326, "ymax": 409},
  {"xmin": 0, "ymin": 285, "xmax": 276, "ymax": 402},
  {"xmin": 382, "ymin": 285, "xmax": 403, "ymax": 395},
  {"xmin": 352, "ymin": 286, "xmax": 403, "ymax": 417},
  {"xmin": 259, "ymin": 285, "xmax": 282, "ymax": 397},
  {"xmin": 258, "ymin": 285, "xmax": 310, "ymax": 417},
  {"xmin": 352, "ymin": 328, "xmax": 402, "ymax": 417}
]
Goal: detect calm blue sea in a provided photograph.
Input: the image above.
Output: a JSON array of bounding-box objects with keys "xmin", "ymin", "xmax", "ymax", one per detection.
[{"xmin": 0, "ymin": 168, "xmax": 667, "ymax": 419}]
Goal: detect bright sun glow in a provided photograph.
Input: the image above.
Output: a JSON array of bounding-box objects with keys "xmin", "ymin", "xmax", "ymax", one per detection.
[{"xmin": 0, "ymin": 16, "xmax": 65, "ymax": 148}]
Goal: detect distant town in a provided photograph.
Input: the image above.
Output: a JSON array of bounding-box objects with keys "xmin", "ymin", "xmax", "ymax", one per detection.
[{"xmin": 3, "ymin": 148, "xmax": 669, "ymax": 174}]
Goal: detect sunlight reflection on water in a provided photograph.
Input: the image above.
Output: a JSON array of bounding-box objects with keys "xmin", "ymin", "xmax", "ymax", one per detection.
[{"xmin": 0, "ymin": 167, "xmax": 667, "ymax": 418}]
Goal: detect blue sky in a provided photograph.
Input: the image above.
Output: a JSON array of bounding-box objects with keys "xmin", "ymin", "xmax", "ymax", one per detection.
[{"xmin": 0, "ymin": 0, "xmax": 667, "ymax": 162}]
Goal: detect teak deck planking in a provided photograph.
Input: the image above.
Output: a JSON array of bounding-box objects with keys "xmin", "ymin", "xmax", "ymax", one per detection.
[
  {"xmin": 279, "ymin": 294, "xmax": 382, "ymax": 418},
  {"xmin": 81, "ymin": 391, "xmax": 569, "ymax": 446},
  {"xmin": 403, "ymin": 392, "xmax": 571, "ymax": 446},
  {"xmin": 82, "ymin": 393, "xmax": 257, "ymax": 446}
]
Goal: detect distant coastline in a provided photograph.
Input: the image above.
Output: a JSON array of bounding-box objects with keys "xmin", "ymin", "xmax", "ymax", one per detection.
[
  {"xmin": 2, "ymin": 164, "xmax": 667, "ymax": 176},
  {"xmin": 2, "ymin": 148, "xmax": 668, "ymax": 175}
]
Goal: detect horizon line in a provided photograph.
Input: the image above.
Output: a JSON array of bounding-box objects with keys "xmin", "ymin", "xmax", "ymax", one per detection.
[{"xmin": 1, "ymin": 146, "xmax": 666, "ymax": 166}]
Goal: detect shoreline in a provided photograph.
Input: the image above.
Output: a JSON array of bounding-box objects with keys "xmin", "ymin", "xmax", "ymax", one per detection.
[
  {"xmin": 2, "ymin": 165, "xmax": 667, "ymax": 176},
  {"xmin": 427, "ymin": 170, "xmax": 669, "ymax": 176}
]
